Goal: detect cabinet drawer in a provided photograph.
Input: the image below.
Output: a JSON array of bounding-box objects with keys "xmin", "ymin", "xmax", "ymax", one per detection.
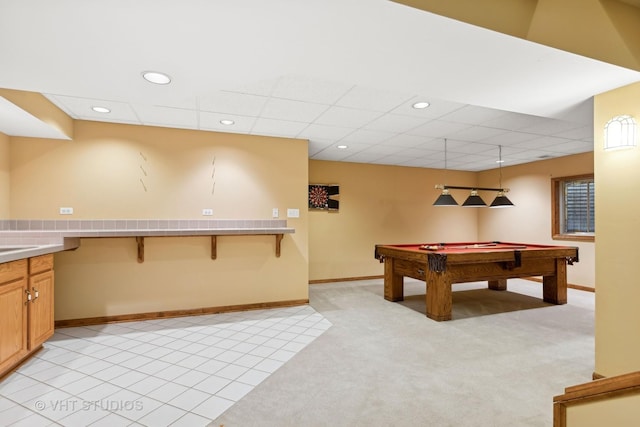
[
  {"xmin": 0, "ymin": 259, "xmax": 28, "ymax": 284},
  {"xmin": 29, "ymin": 254, "xmax": 54, "ymax": 275}
]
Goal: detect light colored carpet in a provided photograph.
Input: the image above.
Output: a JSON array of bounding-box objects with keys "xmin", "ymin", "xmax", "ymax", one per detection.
[{"xmin": 211, "ymin": 278, "xmax": 594, "ymax": 427}]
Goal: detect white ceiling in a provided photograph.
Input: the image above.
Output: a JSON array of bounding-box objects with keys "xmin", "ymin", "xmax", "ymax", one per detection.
[{"xmin": 1, "ymin": 0, "xmax": 639, "ymax": 171}]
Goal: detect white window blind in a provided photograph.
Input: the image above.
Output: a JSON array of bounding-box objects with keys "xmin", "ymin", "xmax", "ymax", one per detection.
[{"xmin": 562, "ymin": 179, "xmax": 595, "ymax": 233}]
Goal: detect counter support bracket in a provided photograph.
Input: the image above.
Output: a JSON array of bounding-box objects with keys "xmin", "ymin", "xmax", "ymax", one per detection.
[{"xmin": 136, "ymin": 237, "xmax": 144, "ymax": 263}]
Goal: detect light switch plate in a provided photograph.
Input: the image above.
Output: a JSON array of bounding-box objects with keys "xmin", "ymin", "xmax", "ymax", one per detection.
[
  {"xmin": 272, "ymin": 208, "xmax": 279, "ymax": 218},
  {"xmin": 202, "ymin": 208, "xmax": 213, "ymax": 216},
  {"xmin": 59, "ymin": 207, "xmax": 73, "ymax": 215},
  {"xmin": 287, "ymin": 208, "xmax": 300, "ymax": 218}
]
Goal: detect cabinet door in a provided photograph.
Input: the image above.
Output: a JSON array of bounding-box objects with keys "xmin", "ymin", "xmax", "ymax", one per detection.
[
  {"xmin": 0, "ymin": 278, "xmax": 28, "ymax": 375},
  {"xmin": 28, "ymin": 270, "xmax": 55, "ymax": 349}
]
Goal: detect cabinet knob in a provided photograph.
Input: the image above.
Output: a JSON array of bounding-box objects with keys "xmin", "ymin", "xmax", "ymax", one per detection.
[
  {"xmin": 32, "ymin": 287, "xmax": 39, "ymax": 301},
  {"xmin": 25, "ymin": 289, "xmax": 32, "ymax": 305}
]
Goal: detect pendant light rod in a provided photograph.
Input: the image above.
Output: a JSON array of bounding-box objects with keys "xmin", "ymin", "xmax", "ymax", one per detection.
[{"xmin": 435, "ymin": 184, "xmax": 510, "ymax": 193}]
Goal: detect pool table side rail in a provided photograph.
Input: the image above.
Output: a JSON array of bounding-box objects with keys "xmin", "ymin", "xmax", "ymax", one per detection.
[{"xmin": 374, "ymin": 243, "xmax": 578, "ymax": 266}]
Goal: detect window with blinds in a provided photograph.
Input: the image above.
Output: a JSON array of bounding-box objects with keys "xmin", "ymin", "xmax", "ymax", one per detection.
[
  {"xmin": 552, "ymin": 174, "xmax": 595, "ymax": 242},
  {"xmin": 562, "ymin": 180, "xmax": 594, "ymax": 233}
]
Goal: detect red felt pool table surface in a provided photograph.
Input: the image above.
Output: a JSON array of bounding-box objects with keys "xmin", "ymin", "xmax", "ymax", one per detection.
[{"xmin": 374, "ymin": 241, "xmax": 579, "ymax": 321}]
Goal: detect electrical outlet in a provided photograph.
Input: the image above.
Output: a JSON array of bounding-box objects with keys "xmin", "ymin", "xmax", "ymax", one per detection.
[
  {"xmin": 287, "ymin": 208, "xmax": 300, "ymax": 218},
  {"xmin": 272, "ymin": 208, "xmax": 279, "ymax": 218},
  {"xmin": 202, "ymin": 208, "xmax": 213, "ymax": 216},
  {"xmin": 59, "ymin": 207, "xmax": 73, "ymax": 215}
]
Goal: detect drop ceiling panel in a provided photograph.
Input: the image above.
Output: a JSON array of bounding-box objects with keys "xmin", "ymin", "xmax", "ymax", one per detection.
[
  {"xmin": 335, "ymin": 86, "xmax": 414, "ymax": 112},
  {"xmin": 251, "ymin": 117, "xmax": 308, "ymax": 138},
  {"xmin": 447, "ymin": 125, "xmax": 509, "ymax": 141},
  {"xmin": 390, "ymin": 97, "xmax": 466, "ymax": 119},
  {"xmin": 198, "ymin": 92, "xmax": 267, "ymax": 116},
  {"xmin": 297, "ymin": 123, "xmax": 354, "ymax": 140},
  {"xmin": 199, "ymin": 111, "xmax": 256, "ymax": 133},
  {"xmin": 133, "ymin": 105, "xmax": 198, "ymax": 129},
  {"xmin": 446, "ymin": 140, "xmax": 498, "ymax": 155},
  {"xmin": 314, "ymin": 106, "xmax": 382, "ymax": 128},
  {"xmin": 384, "ymin": 134, "xmax": 436, "ymax": 148},
  {"xmin": 439, "ymin": 105, "xmax": 509, "ymax": 125},
  {"xmin": 342, "ymin": 152, "xmax": 387, "ymax": 163},
  {"xmin": 364, "ymin": 114, "xmax": 432, "ymax": 133},
  {"xmin": 482, "ymin": 131, "xmax": 538, "ymax": 145},
  {"xmin": 554, "ymin": 125, "xmax": 593, "ymax": 140},
  {"xmin": 482, "ymin": 112, "xmax": 550, "ymax": 131},
  {"xmin": 340, "ymin": 129, "xmax": 395, "ymax": 145},
  {"xmin": 260, "ymin": 98, "xmax": 328, "ymax": 122},
  {"xmin": 270, "ymin": 75, "xmax": 353, "ymax": 104},
  {"xmin": 407, "ymin": 120, "xmax": 472, "ymax": 138},
  {"xmin": 308, "ymin": 140, "xmax": 334, "ymax": 156},
  {"xmin": 48, "ymin": 95, "xmax": 139, "ymax": 123}
]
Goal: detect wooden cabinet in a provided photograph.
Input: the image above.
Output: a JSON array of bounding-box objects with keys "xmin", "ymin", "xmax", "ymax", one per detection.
[
  {"xmin": 28, "ymin": 254, "xmax": 55, "ymax": 349},
  {"xmin": 0, "ymin": 259, "xmax": 28, "ymax": 376},
  {"xmin": 0, "ymin": 254, "xmax": 54, "ymax": 378}
]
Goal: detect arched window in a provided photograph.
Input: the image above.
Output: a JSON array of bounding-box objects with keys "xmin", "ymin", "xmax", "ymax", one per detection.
[{"xmin": 604, "ymin": 115, "xmax": 637, "ymax": 150}]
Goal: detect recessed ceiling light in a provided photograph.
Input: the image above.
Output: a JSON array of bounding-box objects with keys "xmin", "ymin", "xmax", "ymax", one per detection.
[
  {"xmin": 219, "ymin": 119, "xmax": 235, "ymax": 125},
  {"xmin": 91, "ymin": 106, "xmax": 111, "ymax": 113},
  {"xmin": 337, "ymin": 145, "xmax": 348, "ymax": 149},
  {"xmin": 142, "ymin": 71, "xmax": 171, "ymax": 85},
  {"xmin": 496, "ymin": 159, "xmax": 505, "ymax": 164},
  {"xmin": 412, "ymin": 101, "xmax": 430, "ymax": 109}
]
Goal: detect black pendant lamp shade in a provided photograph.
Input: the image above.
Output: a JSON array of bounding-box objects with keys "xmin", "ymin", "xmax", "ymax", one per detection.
[
  {"xmin": 490, "ymin": 191, "xmax": 514, "ymax": 208},
  {"xmin": 461, "ymin": 190, "xmax": 487, "ymax": 207},
  {"xmin": 433, "ymin": 188, "xmax": 459, "ymax": 206}
]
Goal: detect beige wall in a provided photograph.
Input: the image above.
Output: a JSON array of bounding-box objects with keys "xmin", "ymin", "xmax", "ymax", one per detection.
[
  {"xmin": 594, "ymin": 81, "xmax": 640, "ymax": 377},
  {"xmin": 477, "ymin": 152, "xmax": 595, "ymax": 287},
  {"xmin": 308, "ymin": 160, "xmax": 479, "ymax": 281},
  {"xmin": 0, "ymin": 132, "xmax": 9, "ymax": 219},
  {"xmin": 9, "ymin": 120, "xmax": 309, "ymax": 320}
]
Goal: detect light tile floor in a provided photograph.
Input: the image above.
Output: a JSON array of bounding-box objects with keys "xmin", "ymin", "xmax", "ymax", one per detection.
[{"xmin": 0, "ymin": 305, "xmax": 331, "ymax": 426}]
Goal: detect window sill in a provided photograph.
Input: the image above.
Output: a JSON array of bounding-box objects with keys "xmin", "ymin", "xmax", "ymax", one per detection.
[{"xmin": 552, "ymin": 233, "xmax": 594, "ymax": 242}]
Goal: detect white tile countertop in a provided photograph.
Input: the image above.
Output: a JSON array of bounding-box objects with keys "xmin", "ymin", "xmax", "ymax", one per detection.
[{"xmin": 0, "ymin": 219, "xmax": 295, "ymax": 263}]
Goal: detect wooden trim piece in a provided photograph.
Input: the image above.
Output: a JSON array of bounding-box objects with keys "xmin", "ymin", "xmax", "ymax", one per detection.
[
  {"xmin": 308, "ymin": 275, "xmax": 595, "ymax": 292},
  {"xmin": 524, "ymin": 276, "xmax": 594, "ymax": 292},
  {"xmin": 593, "ymin": 372, "xmax": 606, "ymax": 380},
  {"xmin": 54, "ymin": 298, "xmax": 309, "ymax": 328},
  {"xmin": 211, "ymin": 235, "xmax": 217, "ymax": 260},
  {"xmin": 553, "ymin": 371, "xmax": 640, "ymax": 427},
  {"xmin": 309, "ymin": 275, "xmax": 384, "ymax": 284}
]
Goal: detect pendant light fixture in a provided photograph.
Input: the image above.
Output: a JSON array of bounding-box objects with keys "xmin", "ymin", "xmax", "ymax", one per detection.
[
  {"xmin": 433, "ymin": 139, "xmax": 459, "ymax": 206},
  {"xmin": 489, "ymin": 145, "xmax": 514, "ymax": 208},
  {"xmin": 433, "ymin": 144, "xmax": 514, "ymax": 208}
]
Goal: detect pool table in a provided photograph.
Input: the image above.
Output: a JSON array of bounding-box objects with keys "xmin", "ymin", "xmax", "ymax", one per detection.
[{"xmin": 374, "ymin": 241, "xmax": 579, "ymax": 321}]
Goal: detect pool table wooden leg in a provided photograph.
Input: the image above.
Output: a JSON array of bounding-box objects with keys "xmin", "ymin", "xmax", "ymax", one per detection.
[
  {"xmin": 488, "ymin": 279, "xmax": 507, "ymax": 290},
  {"xmin": 425, "ymin": 270, "xmax": 452, "ymax": 321},
  {"xmin": 384, "ymin": 258, "xmax": 404, "ymax": 301},
  {"xmin": 543, "ymin": 258, "xmax": 567, "ymax": 304}
]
